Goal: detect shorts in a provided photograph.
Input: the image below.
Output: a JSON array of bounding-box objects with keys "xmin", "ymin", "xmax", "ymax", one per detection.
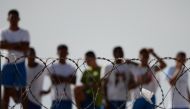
[
  {"xmin": 108, "ymin": 100, "xmax": 126, "ymax": 109},
  {"xmin": 28, "ymin": 100, "xmax": 41, "ymax": 109},
  {"xmin": 1, "ymin": 61, "xmax": 27, "ymax": 87},
  {"xmin": 132, "ymin": 95, "xmax": 156, "ymax": 109},
  {"xmin": 80, "ymin": 94, "xmax": 101, "ymax": 109},
  {"xmin": 51, "ymin": 100, "xmax": 72, "ymax": 109}
]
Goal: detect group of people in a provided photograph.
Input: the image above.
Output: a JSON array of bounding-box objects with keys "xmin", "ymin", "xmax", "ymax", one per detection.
[{"xmin": 0, "ymin": 9, "xmax": 190, "ymax": 109}]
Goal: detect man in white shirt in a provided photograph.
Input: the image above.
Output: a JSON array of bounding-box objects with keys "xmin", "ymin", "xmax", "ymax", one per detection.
[
  {"xmin": 26, "ymin": 48, "xmax": 45, "ymax": 109},
  {"xmin": 166, "ymin": 52, "xmax": 190, "ymax": 109},
  {"xmin": 42, "ymin": 44, "xmax": 76, "ymax": 109},
  {"xmin": 132, "ymin": 48, "xmax": 166, "ymax": 109},
  {"xmin": 103, "ymin": 46, "xmax": 136, "ymax": 109},
  {"xmin": 0, "ymin": 9, "xmax": 30, "ymax": 109}
]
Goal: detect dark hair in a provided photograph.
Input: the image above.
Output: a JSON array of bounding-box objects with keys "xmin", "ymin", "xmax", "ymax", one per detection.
[
  {"xmin": 139, "ymin": 48, "xmax": 148, "ymax": 55},
  {"xmin": 113, "ymin": 46, "xmax": 124, "ymax": 58},
  {"xmin": 8, "ymin": 9, "xmax": 19, "ymax": 17},
  {"xmin": 177, "ymin": 51, "xmax": 186, "ymax": 58},
  {"xmin": 57, "ymin": 44, "xmax": 68, "ymax": 51},
  {"xmin": 28, "ymin": 47, "xmax": 36, "ymax": 55},
  {"xmin": 85, "ymin": 51, "xmax": 96, "ymax": 58}
]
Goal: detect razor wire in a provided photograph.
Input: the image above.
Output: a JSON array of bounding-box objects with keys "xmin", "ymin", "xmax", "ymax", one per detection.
[{"xmin": 0, "ymin": 53, "xmax": 190, "ymax": 109}]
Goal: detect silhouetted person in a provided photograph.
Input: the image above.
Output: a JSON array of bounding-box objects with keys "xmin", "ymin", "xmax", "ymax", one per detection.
[
  {"xmin": 166, "ymin": 52, "xmax": 190, "ymax": 109},
  {"xmin": 0, "ymin": 9, "xmax": 30, "ymax": 109},
  {"xmin": 42, "ymin": 44, "xmax": 76, "ymax": 109},
  {"xmin": 26, "ymin": 48, "xmax": 45, "ymax": 109},
  {"xmin": 132, "ymin": 48, "xmax": 166, "ymax": 109},
  {"xmin": 103, "ymin": 46, "xmax": 136, "ymax": 109}
]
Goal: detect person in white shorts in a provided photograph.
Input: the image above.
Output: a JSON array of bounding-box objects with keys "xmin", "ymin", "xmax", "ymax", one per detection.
[
  {"xmin": 132, "ymin": 48, "xmax": 166, "ymax": 109},
  {"xmin": 0, "ymin": 9, "xmax": 30, "ymax": 109},
  {"xmin": 42, "ymin": 44, "xmax": 76, "ymax": 109},
  {"xmin": 26, "ymin": 47, "xmax": 45, "ymax": 109},
  {"xmin": 166, "ymin": 52, "xmax": 190, "ymax": 109}
]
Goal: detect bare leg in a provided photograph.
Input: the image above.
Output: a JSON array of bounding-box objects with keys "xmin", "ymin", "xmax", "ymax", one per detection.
[
  {"xmin": 2, "ymin": 87, "xmax": 11, "ymax": 109},
  {"xmin": 20, "ymin": 88, "xmax": 28, "ymax": 109},
  {"xmin": 74, "ymin": 86, "xmax": 85, "ymax": 109}
]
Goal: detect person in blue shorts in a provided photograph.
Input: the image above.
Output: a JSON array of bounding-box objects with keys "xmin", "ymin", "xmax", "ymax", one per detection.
[
  {"xmin": 132, "ymin": 48, "xmax": 166, "ymax": 109},
  {"xmin": 0, "ymin": 9, "xmax": 30, "ymax": 109},
  {"xmin": 41, "ymin": 44, "xmax": 76, "ymax": 109}
]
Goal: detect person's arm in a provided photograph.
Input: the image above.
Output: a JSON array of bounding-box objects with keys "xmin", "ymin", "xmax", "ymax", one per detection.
[
  {"xmin": 169, "ymin": 68, "xmax": 181, "ymax": 86},
  {"xmin": 102, "ymin": 78, "xmax": 110, "ymax": 109},
  {"xmin": 125, "ymin": 59, "xmax": 139, "ymax": 66},
  {"xmin": 50, "ymin": 74, "xmax": 76, "ymax": 85},
  {"xmin": 101, "ymin": 67, "xmax": 110, "ymax": 109},
  {"xmin": 38, "ymin": 67, "xmax": 51, "ymax": 96},
  {"xmin": 0, "ymin": 41, "xmax": 18, "ymax": 50},
  {"xmin": 169, "ymin": 76, "xmax": 178, "ymax": 86},
  {"xmin": 187, "ymin": 87, "xmax": 190, "ymax": 102},
  {"xmin": 148, "ymin": 49, "xmax": 167, "ymax": 73},
  {"xmin": 81, "ymin": 71, "xmax": 86, "ymax": 85},
  {"xmin": 40, "ymin": 87, "xmax": 51, "ymax": 96},
  {"xmin": 18, "ymin": 42, "xmax": 30, "ymax": 52},
  {"xmin": 128, "ymin": 73, "xmax": 139, "ymax": 90},
  {"xmin": 0, "ymin": 41, "xmax": 29, "ymax": 52}
]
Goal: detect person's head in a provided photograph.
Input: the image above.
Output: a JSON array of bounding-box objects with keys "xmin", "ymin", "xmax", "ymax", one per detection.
[
  {"xmin": 85, "ymin": 51, "xmax": 96, "ymax": 67},
  {"xmin": 139, "ymin": 48, "xmax": 149, "ymax": 65},
  {"xmin": 113, "ymin": 46, "xmax": 124, "ymax": 59},
  {"xmin": 57, "ymin": 44, "xmax": 68, "ymax": 59},
  {"xmin": 176, "ymin": 51, "xmax": 186, "ymax": 65},
  {"xmin": 7, "ymin": 9, "xmax": 20, "ymax": 27},
  {"xmin": 27, "ymin": 47, "xmax": 36, "ymax": 62}
]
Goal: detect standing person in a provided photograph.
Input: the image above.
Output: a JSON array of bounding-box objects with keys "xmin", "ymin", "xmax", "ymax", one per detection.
[
  {"xmin": 44, "ymin": 44, "xmax": 76, "ymax": 109},
  {"xmin": 0, "ymin": 9, "xmax": 30, "ymax": 109},
  {"xmin": 26, "ymin": 48, "xmax": 45, "ymax": 109},
  {"xmin": 79, "ymin": 51, "xmax": 102, "ymax": 109},
  {"xmin": 166, "ymin": 52, "xmax": 190, "ymax": 109},
  {"xmin": 132, "ymin": 48, "xmax": 166, "ymax": 109},
  {"xmin": 103, "ymin": 46, "xmax": 136, "ymax": 109}
]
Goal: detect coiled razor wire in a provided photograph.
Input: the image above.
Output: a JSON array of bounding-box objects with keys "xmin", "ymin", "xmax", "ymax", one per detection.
[{"xmin": 0, "ymin": 53, "xmax": 190, "ymax": 109}]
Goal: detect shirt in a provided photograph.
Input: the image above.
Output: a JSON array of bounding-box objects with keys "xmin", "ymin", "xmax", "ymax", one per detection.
[
  {"xmin": 1, "ymin": 28, "xmax": 30, "ymax": 63},
  {"xmin": 166, "ymin": 66, "xmax": 189, "ymax": 108},
  {"xmin": 81, "ymin": 66, "xmax": 102, "ymax": 106},
  {"xmin": 104, "ymin": 63, "xmax": 131, "ymax": 101},
  {"xmin": 48, "ymin": 63, "xmax": 76, "ymax": 100},
  {"xmin": 27, "ymin": 63, "xmax": 45, "ymax": 105}
]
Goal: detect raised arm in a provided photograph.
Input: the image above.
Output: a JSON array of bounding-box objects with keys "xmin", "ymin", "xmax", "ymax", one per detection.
[
  {"xmin": 148, "ymin": 49, "xmax": 166, "ymax": 72},
  {"xmin": 168, "ymin": 68, "xmax": 181, "ymax": 86},
  {"xmin": 128, "ymin": 73, "xmax": 140, "ymax": 90}
]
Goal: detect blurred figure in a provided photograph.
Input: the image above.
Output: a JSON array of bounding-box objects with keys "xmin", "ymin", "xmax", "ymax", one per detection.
[
  {"xmin": 42, "ymin": 44, "xmax": 76, "ymax": 109},
  {"xmin": 26, "ymin": 47, "xmax": 45, "ymax": 109},
  {"xmin": 0, "ymin": 9, "xmax": 30, "ymax": 109},
  {"xmin": 166, "ymin": 52, "xmax": 190, "ymax": 109},
  {"xmin": 132, "ymin": 48, "xmax": 166, "ymax": 109},
  {"xmin": 103, "ymin": 46, "xmax": 136, "ymax": 109},
  {"xmin": 79, "ymin": 51, "xmax": 102, "ymax": 109}
]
